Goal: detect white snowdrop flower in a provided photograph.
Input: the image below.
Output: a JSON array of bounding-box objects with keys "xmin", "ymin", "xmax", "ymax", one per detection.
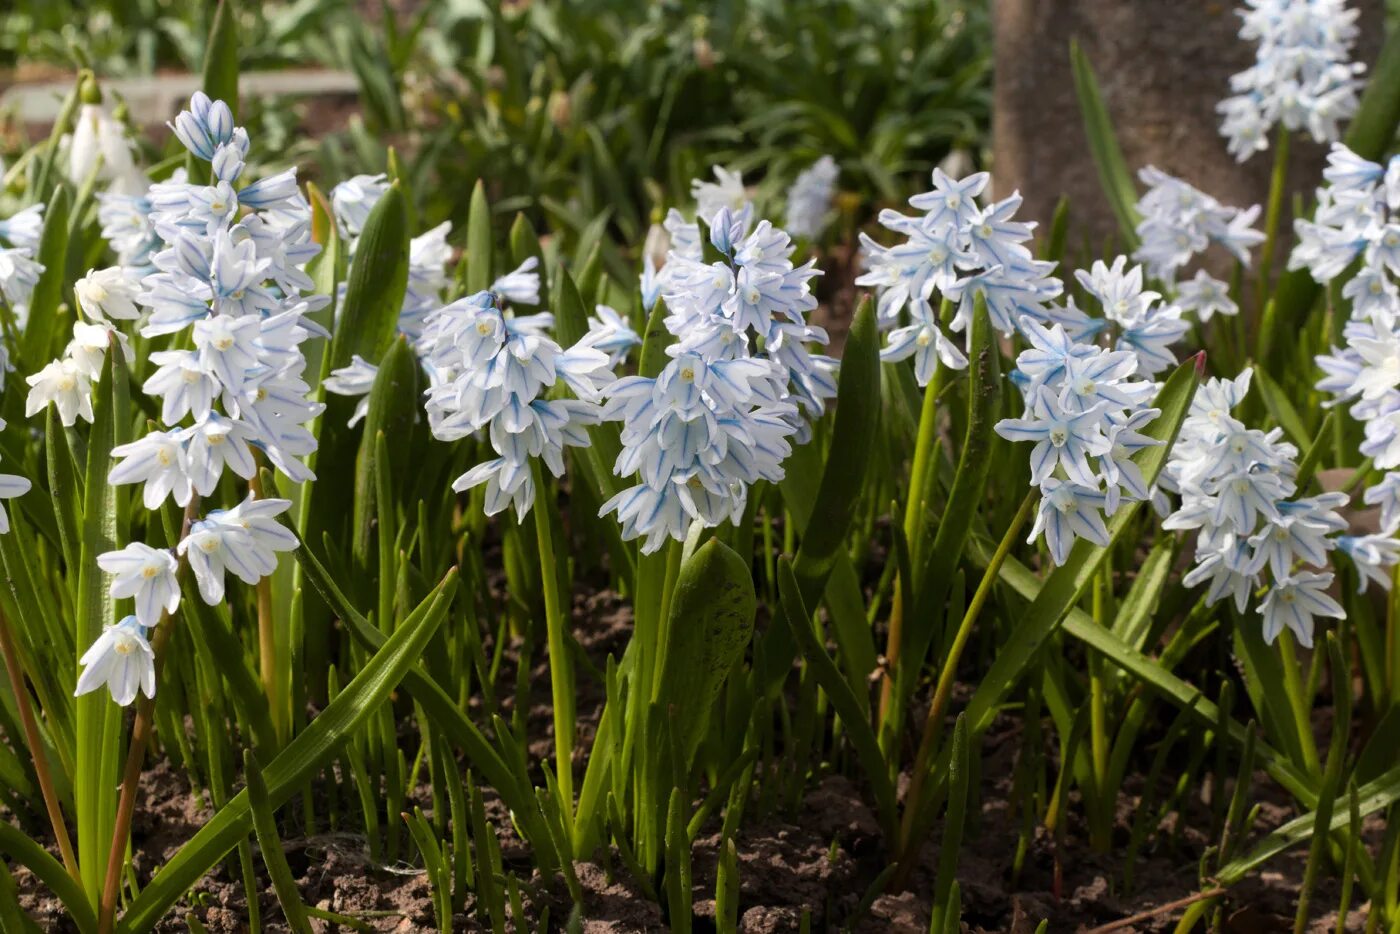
[
  {"xmin": 192, "ymin": 314, "xmax": 262, "ymax": 394},
  {"xmin": 0, "ymin": 247, "xmax": 44, "ymax": 308},
  {"xmin": 108, "ymin": 430, "xmax": 194, "ymax": 509},
  {"xmin": 178, "ymin": 496, "xmax": 297, "ymax": 605},
  {"xmin": 491, "ymin": 257, "xmax": 542, "ymax": 306},
  {"xmin": 25, "ymin": 359, "xmax": 93, "ymax": 427},
  {"xmin": 785, "ymin": 155, "xmax": 839, "ymax": 240},
  {"xmin": 691, "ymin": 166, "xmax": 747, "ymax": 223},
  {"xmin": 142, "ymin": 350, "xmax": 220, "ymax": 426},
  {"xmin": 70, "ymin": 103, "xmax": 145, "ymax": 195},
  {"xmin": 1027, "ymin": 479, "xmax": 1112, "ymax": 565},
  {"xmin": 1133, "ymin": 167, "xmax": 1264, "ymax": 282},
  {"xmin": 75, "ymin": 266, "xmax": 143, "ymax": 321},
  {"xmin": 74, "ymin": 617, "xmax": 156, "ymax": 707},
  {"xmin": 582, "ymin": 305, "xmax": 642, "ymax": 367},
  {"xmin": 98, "ymin": 543, "xmax": 180, "ymax": 627},
  {"xmin": 0, "ymin": 204, "xmax": 45, "ymax": 251},
  {"xmin": 0, "ymin": 454, "xmax": 30, "ymax": 535},
  {"xmin": 324, "ymin": 355, "xmax": 380, "ymax": 427},
  {"xmin": 1258, "ymin": 571, "xmax": 1345, "ymax": 648},
  {"xmin": 65, "ymin": 321, "xmax": 133, "ymax": 380},
  {"xmin": 185, "ymin": 413, "xmax": 259, "ymax": 496},
  {"xmin": 331, "ymin": 173, "xmax": 389, "ymax": 241},
  {"xmin": 1174, "ymin": 270, "xmax": 1239, "ymax": 322},
  {"xmin": 1337, "ymin": 533, "xmax": 1400, "ymax": 592}
]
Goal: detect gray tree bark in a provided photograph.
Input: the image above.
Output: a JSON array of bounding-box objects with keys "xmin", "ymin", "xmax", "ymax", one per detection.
[{"xmin": 992, "ymin": 0, "xmax": 1386, "ymax": 243}]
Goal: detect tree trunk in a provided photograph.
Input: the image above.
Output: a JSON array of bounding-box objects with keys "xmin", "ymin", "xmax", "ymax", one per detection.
[{"xmin": 992, "ymin": 0, "xmax": 1386, "ymax": 245}]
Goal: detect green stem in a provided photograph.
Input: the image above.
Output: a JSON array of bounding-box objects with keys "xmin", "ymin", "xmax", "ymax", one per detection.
[
  {"xmin": 1278, "ymin": 629, "xmax": 1321, "ymax": 778},
  {"xmin": 1257, "ymin": 127, "xmax": 1291, "ymax": 301},
  {"xmin": 530, "ymin": 462, "xmax": 575, "ymax": 836},
  {"xmin": 896, "ymin": 490, "xmax": 1036, "ymax": 855}
]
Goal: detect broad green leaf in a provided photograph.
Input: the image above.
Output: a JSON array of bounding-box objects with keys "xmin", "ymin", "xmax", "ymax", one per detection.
[
  {"xmin": 656, "ymin": 539, "xmax": 756, "ymax": 766},
  {"xmin": 352, "ymin": 336, "xmax": 419, "ymax": 563},
  {"xmin": 326, "ymin": 183, "xmax": 409, "ymax": 372},
  {"xmin": 1070, "ymin": 39, "xmax": 1140, "ymax": 246},
  {"xmin": 963, "ymin": 354, "xmax": 1201, "ymax": 736}
]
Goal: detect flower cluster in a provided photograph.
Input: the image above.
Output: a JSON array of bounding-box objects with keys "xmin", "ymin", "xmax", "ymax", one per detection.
[
  {"xmin": 1218, "ymin": 0, "xmax": 1364, "ymax": 161},
  {"xmin": 422, "ymin": 292, "xmax": 614, "ymax": 519},
  {"xmin": 1160, "ymin": 369, "xmax": 1350, "ymax": 647},
  {"xmin": 1300, "ymin": 143, "xmax": 1400, "ymax": 594},
  {"xmin": 994, "ymin": 316, "xmax": 1162, "ymax": 565},
  {"xmin": 55, "ymin": 92, "xmax": 313, "ymax": 706},
  {"xmin": 1132, "ymin": 166, "xmax": 1265, "ymax": 291},
  {"xmin": 322, "ymin": 175, "xmax": 544, "ymax": 420},
  {"xmin": 857, "ymin": 169, "xmax": 1063, "ymax": 386},
  {"xmin": 597, "ymin": 174, "xmax": 833, "ymax": 552},
  {"xmin": 785, "ymin": 155, "xmax": 839, "ymax": 240}
]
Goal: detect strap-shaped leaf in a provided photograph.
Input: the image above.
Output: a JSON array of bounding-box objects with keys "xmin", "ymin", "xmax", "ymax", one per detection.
[
  {"xmin": 1070, "ymin": 39, "xmax": 1140, "ymax": 247},
  {"xmin": 0, "ymin": 822, "xmax": 94, "ymax": 933},
  {"xmin": 22, "ymin": 183, "xmax": 70, "ymax": 369},
  {"xmin": 326, "ymin": 182, "xmax": 409, "ymax": 373},
  {"xmin": 117, "ymin": 572, "xmax": 457, "ymax": 932},
  {"xmin": 962, "ymin": 354, "xmax": 1200, "ymax": 735}
]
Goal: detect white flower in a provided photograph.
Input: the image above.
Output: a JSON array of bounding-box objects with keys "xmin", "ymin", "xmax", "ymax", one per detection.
[
  {"xmin": 74, "ymin": 617, "xmax": 156, "ymax": 706},
  {"xmin": 184, "ymin": 413, "xmax": 259, "ymax": 495},
  {"xmin": 1028, "ymin": 479, "xmax": 1112, "ymax": 565},
  {"xmin": 691, "ymin": 166, "xmax": 747, "ymax": 223},
  {"xmin": 25, "ymin": 359, "xmax": 93, "ymax": 427},
  {"xmin": 75, "ymin": 266, "xmax": 143, "ymax": 321},
  {"xmin": 179, "ymin": 496, "xmax": 297, "ymax": 605},
  {"xmin": 0, "ymin": 247, "xmax": 44, "ymax": 307},
  {"xmin": 0, "ymin": 204, "xmax": 45, "ymax": 251},
  {"xmin": 1337, "ymin": 533, "xmax": 1400, "ymax": 592},
  {"xmin": 142, "ymin": 350, "xmax": 219, "ymax": 426},
  {"xmin": 1175, "ymin": 270, "xmax": 1239, "ymax": 322},
  {"xmin": 98, "ymin": 543, "xmax": 180, "ymax": 627},
  {"xmin": 491, "ymin": 257, "xmax": 542, "ymax": 306},
  {"xmin": 70, "ymin": 103, "xmax": 144, "ymax": 195},
  {"xmin": 0, "ymin": 464, "xmax": 30, "ymax": 535},
  {"xmin": 785, "ymin": 155, "xmax": 839, "ymax": 240},
  {"xmin": 324, "ymin": 355, "xmax": 379, "ymax": 427},
  {"xmin": 108, "ymin": 430, "xmax": 194, "ymax": 509},
  {"xmin": 1258, "ymin": 572, "xmax": 1345, "ymax": 647}
]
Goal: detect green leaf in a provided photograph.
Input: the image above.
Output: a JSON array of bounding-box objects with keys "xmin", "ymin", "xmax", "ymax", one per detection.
[
  {"xmin": 23, "ymin": 183, "xmax": 71, "ymax": 369},
  {"xmin": 352, "ymin": 336, "xmax": 420, "ymax": 563},
  {"xmin": 244, "ymin": 750, "xmax": 313, "ymax": 934},
  {"xmin": 326, "ymin": 183, "xmax": 409, "ymax": 373},
  {"xmin": 656, "ymin": 539, "xmax": 756, "ymax": 767},
  {"xmin": 637, "ymin": 299, "xmax": 671, "ymax": 379},
  {"xmin": 117, "ymin": 571, "xmax": 457, "ymax": 932},
  {"xmin": 0, "ymin": 822, "xmax": 95, "ymax": 934},
  {"xmin": 931, "ymin": 714, "xmax": 970, "ymax": 932},
  {"xmin": 1070, "ymin": 39, "xmax": 1140, "ymax": 246},
  {"xmin": 901, "ymin": 297, "xmax": 1001, "ymax": 702},
  {"xmin": 962, "ymin": 354, "xmax": 1201, "ymax": 736},
  {"xmin": 790, "ymin": 296, "xmax": 880, "ymax": 605},
  {"xmin": 75, "ymin": 349, "xmax": 125, "ymax": 904},
  {"xmin": 777, "ymin": 557, "xmax": 898, "ymax": 839},
  {"xmin": 465, "ymin": 181, "xmax": 494, "ymax": 294},
  {"xmin": 201, "ymin": 0, "xmax": 240, "ymax": 120}
]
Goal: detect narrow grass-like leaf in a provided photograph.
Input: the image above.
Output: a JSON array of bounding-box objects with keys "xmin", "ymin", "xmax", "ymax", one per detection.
[
  {"xmin": 0, "ymin": 822, "xmax": 95, "ymax": 934},
  {"xmin": 777, "ymin": 557, "xmax": 897, "ymax": 839},
  {"xmin": 118, "ymin": 572, "xmax": 457, "ymax": 932},
  {"xmin": 1070, "ymin": 39, "xmax": 1140, "ymax": 245},
  {"xmin": 244, "ymin": 750, "xmax": 313, "ymax": 934},
  {"xmin": 465, "ymin": 181, "xmax": 493, "ymax": 294},
  {"xmin": 23, "ymin": 183, "xmax": 71, "ymax": 369},
  {"xmin": 201, "ymin": 0, "xmax": 240, "ymax": 120},
  {"xmin": 963, "ymin": 356, "xmax": 1200, "ymax": 735}
]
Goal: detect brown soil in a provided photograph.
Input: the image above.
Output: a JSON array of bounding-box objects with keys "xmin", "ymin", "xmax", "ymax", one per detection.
[{"xmin": 7, "ymin": 587, "xmax": 1370, "ymax": 932}]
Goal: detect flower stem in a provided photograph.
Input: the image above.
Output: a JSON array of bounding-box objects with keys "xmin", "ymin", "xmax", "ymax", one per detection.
[
  {"xmin": 1256, "ymin": 126, "xmax": 1291, "ymax": 303},
  {"xmin": 249, "ymin": 468, "xmax": 284, "ymax": 744},
  {"xmin": 0, "ymin": 607, "xmax": 79, "ymax": 881},
  {"xmin": 97, "ymin": 499, "xmax": 198, "ymax": 934},
  {"xmin": 530, "ymin": 462, "xmax": 575, "ymax": 841},
  {"xmin": 896, "ymin": 490, "xmax": 1036, "ymax": 856}
]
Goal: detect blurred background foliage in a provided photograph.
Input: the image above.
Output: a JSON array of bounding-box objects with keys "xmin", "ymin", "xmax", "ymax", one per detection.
[{"xmin": 0, "ymin": 0, "xmax": 991, "ymax": 247}]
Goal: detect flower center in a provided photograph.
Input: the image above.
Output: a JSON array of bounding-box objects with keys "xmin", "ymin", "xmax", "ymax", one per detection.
[
  {"xmin": 680, "ymin": 367, "xmax": 695, "ymax": 383},
  {"xmin": 1048, "ymin": 426, "xmax": 1068, "ymax": 447},
  {"xmin": 141, "ymin": 565, "xmax": 160, "ymax": 579}
]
